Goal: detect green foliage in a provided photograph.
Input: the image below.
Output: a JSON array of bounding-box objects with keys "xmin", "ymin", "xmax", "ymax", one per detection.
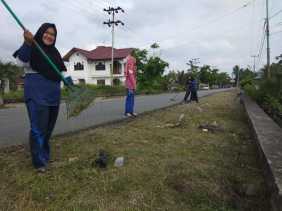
[
  {"xmin": 196, "ymin": 66, "xmax": 231, "ymax": 87},
  {"xmin": 243, "ymin": 55, "xmax": 282, "ymax": 126},
  {"xmin": 244, "ymin": 84, "xmax": 259, "ymax": 100},
  {"xmin": 198, "ymin": 65, "xmax": 211, "ymax": 84},
  {"xmin": 132, "ymin": 46, "xmax": 169, "ymax": 91},
  {"xmin": 150, "ymin": 42, "xmax": 160, "ymax": 49},
  {"xmin": 232, "ymin": 65, "xmax": 256, "ymax": 87},
  {"xmin": 259, "ymin": 94, "xmax": 282, "ymax": 125},
  {"xmin": 133, "ymin": 44, "xmax": 232, "ymax": 92},
  {"xmin": 3, "ymin": 90, "xmax": 24, "ymax": 103}
]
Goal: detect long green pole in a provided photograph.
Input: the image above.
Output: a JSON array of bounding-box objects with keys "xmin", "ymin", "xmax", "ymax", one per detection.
[{"xmin": 0, "ymin": 0, "xmax": 70, "ymax": 87}]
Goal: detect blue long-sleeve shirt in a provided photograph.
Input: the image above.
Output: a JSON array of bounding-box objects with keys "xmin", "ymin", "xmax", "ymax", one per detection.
[
  {"xmin": 15, "ymin": 43, "xmax": 31, "ymax": 63},
  {"xmin": 189, "ymin": 80, "xmax": 198, "ymax": 92},
  {"xmin": 15, "ymin": 43, "xmax": 61, "ymax": 106}
]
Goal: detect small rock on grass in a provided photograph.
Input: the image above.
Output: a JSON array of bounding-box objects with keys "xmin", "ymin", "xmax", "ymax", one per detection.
[{"xmin": 114, "ymin": 157, "xmax": 125, "ymax": 167}]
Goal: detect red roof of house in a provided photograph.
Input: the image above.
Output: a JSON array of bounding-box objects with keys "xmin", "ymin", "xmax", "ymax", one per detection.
[{"xmin": 63, "ymin": 46, "xmax": 134, "ymax": 61}]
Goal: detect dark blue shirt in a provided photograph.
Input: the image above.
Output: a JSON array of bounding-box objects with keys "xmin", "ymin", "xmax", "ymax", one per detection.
[
  {"xmin": 190, "ymin": 80, "xmax": 198, "ymax": 92},
  {"xmin": 17, "ymin": 43, "xmax": 61, "ymax": 106}
]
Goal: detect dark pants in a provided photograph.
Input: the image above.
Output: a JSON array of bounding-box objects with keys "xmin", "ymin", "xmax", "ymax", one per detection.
[
  {"xmin": 125, "ymin": 89, "xmax": 135, "ymax": 114},
  {"xmin": 25, "ymin": 100, "xmax": 59, "ymax": 168},
  {"xmin": 184, "ymin": 89, "xmax": 191, "ymax": 102},
  {"xmin": 190, "ymin": 90, "xmax": 199, "ymax": 103}
]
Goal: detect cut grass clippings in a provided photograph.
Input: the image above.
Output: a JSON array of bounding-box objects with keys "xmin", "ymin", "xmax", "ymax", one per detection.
[{"xmin": 0, "ymin": 91, "xmax": 270, "ymax": 211}]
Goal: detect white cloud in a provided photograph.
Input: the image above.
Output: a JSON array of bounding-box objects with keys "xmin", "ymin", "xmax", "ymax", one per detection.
[{"xmin": 0, "ymin": 0, "xmax": 281, "ymax": 74}]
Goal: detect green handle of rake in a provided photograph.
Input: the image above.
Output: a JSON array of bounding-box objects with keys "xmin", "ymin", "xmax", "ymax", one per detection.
[{"xmin": 0, "ymin": 0, "xmax": 71, "ymax": 88}]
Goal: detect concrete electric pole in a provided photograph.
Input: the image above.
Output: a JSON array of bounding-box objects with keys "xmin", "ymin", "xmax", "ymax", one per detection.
[
  {"xmin": 265, "ymin": 0, "xmax": 271, "ymax": 78},
  {"xmin": 251, "ymin": 55, "xmax": 259, "ymax": 72},
  {"xmin": 103, "ymin": 6, "xmax": 124, "ymax": 85}
]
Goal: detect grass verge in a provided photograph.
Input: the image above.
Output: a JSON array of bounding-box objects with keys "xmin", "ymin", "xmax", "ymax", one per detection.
[{"xmin": 0, "ymin": 91, "xmax": 270, "ymax": 211}]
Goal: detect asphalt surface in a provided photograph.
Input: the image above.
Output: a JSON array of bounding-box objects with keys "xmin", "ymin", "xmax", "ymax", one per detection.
[{"xmin": 0, "ymin": 89, "xmax": 231, "ymax": 147}]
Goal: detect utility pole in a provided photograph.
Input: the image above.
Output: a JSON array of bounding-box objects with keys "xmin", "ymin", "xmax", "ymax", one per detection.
[
  {"xmin": 237, "ymin": 70, "xmax": 240, "ymax": 88},
  {"xmin": 103, "ymin": 6, "xmax": 124, "ymax": 85},
  {"xmin": 251, "ymin": 55, "xmax": 259, "ymax": 72},
  {"xmin": 266, "ymin": 0, "xmax": 271, "ymax": 78}
]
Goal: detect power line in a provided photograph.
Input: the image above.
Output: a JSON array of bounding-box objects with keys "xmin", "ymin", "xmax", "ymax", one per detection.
[
  {"xmin": 189, "ymin": 1, "xmax": 253, "ymax": 32},
  {"xmin": 52, "ymin": 0, "xmax": 104, "ymax": 19},
  {"xmin": 269, "ymin": 9, "xmax": 282, "ymax": 20},
  {"xmin": 249, "ymin": 0, "xmax": 256, "ymax": 57},
  {"xmin": 256, "ymin": 22, "xmax": 266, "ymax": 69},
  {"xmin": 257, "ymin": 33, "xmax": 266, "ymax": 68},
  {"xmin": 271, "ymin": 30, "xmax": 282, "ymax": 36}
]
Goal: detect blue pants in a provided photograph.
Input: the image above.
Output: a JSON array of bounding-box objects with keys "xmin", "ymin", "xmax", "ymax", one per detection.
[
  {"xmin": 190, "ymin": 90, "xmax": 199, "ymax": 103},
  {"xmin": 25, "ymin": 100, "xmax": 59, "ymax": 168},
  {"xmin": 125, "ymin": 89, "xmax": 135, "ymax": 114}
]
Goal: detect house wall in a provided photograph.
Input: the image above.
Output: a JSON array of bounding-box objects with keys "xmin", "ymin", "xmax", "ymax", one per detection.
[
  {"xmin": 0, "ymin": 79, "xmax": 10, "ymax": 93},
  {"xmin": 66, "ymin": 53, "xmax": 127, "ymax": 86},
  {"xmin": 66, "ymin": 53, "xmax": 89, "ymax": 84}
]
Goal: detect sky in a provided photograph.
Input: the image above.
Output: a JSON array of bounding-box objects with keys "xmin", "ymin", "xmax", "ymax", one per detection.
[{"xmin": 0, "ymin": 0, "xmax": 282, "ymax": 76}]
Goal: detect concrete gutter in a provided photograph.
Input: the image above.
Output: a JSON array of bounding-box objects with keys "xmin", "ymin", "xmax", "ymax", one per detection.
[{"xmin": 242, "ymin": 95, "xmax": 282, "ymax": 211}]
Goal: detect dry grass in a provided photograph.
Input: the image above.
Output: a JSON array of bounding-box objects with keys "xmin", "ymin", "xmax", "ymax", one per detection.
[{"xmin": 0, "ymin": 91, "xmax": 270, "ymax": 211}]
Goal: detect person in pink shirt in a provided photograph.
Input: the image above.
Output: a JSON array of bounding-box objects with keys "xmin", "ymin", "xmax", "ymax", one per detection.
[{"xmin": 124, "ymin": 55, "xmax": 137, "ymax": 117}]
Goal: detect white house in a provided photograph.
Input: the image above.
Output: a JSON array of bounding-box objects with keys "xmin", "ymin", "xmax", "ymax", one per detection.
[{"xmin": 63, "ymin": 46, "xmax": 134, "ymax": 86}]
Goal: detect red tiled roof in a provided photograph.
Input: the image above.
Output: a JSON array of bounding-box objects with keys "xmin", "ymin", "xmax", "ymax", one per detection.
[{"xmin": 63, "ymin": 46, "xmax": 134, "ymax": 61}]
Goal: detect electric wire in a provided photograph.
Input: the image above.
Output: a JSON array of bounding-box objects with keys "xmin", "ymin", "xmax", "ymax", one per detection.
[{"xmin": 269, "ymin": 9, "xmax": 282, "ymax": 20}]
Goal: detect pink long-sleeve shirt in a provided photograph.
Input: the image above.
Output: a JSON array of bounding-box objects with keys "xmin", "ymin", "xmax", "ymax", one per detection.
[{"xmin": 124, "ymin": 55, "xmax": 137, "ymax": 90}]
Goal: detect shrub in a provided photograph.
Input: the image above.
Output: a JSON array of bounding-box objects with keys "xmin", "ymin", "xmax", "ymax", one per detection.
[
  {"xmin": 3, "ymin": 90, "xmax": 24, "ymax": 103},
  {"xmin": 243, "ymin": 84, "xmax": 259, "ymax": 100}
]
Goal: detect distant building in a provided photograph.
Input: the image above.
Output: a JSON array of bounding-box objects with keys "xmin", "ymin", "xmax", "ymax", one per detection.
[
  {"xmin": 0, "ymin": 78, "xmax": 10, "ymax": 93},
  {"xmin": 63, "ymin": 46, "xmax": 134, "ymax": 86}
]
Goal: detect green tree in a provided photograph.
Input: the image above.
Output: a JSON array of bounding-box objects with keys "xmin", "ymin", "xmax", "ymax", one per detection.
[
  {"xmin": 132, "ymin": 48, "xmax": 148, "ymax": 82},
  {"xmin": 140, "ymin": 56, "xmax": 169, "ymax": 90},
  {"xmin": 150, "ymin": 42, "xmax": 160, "ymax": 49},
  {"xmin": 216, "ymin": 72, "xmax": 231, "ymax": 87},
  {"xmin": 198, "ymin": 65, "xmax": 230, "ymax": 87},
  {"xmin": 132, "ymin": 46, "xmax": 169, "ymax": 91},
  {"xmin": 259, "ymin": 58, "xmax": 282, "ymax": 101},
  {"xmin": 232, "ymin": 65, "xmax": 241, "ymax": 86},
  {"xmin": 198, "ymin": 65, "xmax": 211, "ymax": 85},
  {"xmin": 232, "ymin": 65, "xmax": 256, "ymax": 86}
]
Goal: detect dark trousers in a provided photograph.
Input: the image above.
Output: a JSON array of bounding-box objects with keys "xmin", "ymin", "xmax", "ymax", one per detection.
[
  {"xmin": 125, "ymin": 89, "xmax": 135, "ymax": 114},
  {"xmin": 190, "ymin": 90, "xmax": 199, "ymax": 103},
  {"xmin": 184, "ymin": 89, "xmax": 191, "ymax": 102},
  {"xmin": 25, "ymin": 100, "xmax": 59, "ymax": 168}
]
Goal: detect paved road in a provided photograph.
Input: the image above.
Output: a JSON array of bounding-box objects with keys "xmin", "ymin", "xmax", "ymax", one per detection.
[{"xmin": 0, "ymin": 89, "xmax": 231, "ymax": 147}]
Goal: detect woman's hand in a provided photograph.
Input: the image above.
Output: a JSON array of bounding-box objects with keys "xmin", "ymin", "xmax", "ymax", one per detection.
[{"xmin": 23, "ymin": 30, "xmax": 33, "ymax": 45}]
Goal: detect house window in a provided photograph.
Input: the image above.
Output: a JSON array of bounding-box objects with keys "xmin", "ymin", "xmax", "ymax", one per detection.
[
  {"xmin": 74, "ymin": 62, "xmax": 84, "ymax": 71},
  {"xmin": 113, "ymin": 61, "xmax": 121, "ymax": 74},
  {"xmin": 95, "ymin": 62, "xmax": 106, "ymax": 71},
  {"xmin": 97, "ymin": 79, "xmax": 105, "ymax": 86}
]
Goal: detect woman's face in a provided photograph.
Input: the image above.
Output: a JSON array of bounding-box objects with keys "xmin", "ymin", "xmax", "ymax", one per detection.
[{"xmin": 42, "ymin": 27, "xmax": 56, "ymax": 46}]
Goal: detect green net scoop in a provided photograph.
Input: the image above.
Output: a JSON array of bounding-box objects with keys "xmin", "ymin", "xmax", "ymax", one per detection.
[{"xmin": 64, "ymin": 85, "xmax": 96, "ymax": 118}]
